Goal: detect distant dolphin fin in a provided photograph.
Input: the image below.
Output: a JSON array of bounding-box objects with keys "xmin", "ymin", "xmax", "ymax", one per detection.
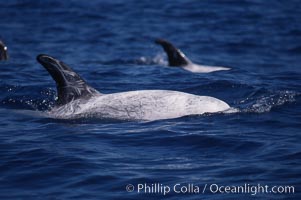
[
  {"xmin": 155, "ymin": 38, "xmax": 190, "ymax": 66},
  {"xmin": 0, "ymin": 40, "xmax": 9, "ymax": 61},
  {"xmin": 37, "ymin": 54, "xmax": 100, "ymax": 106}
]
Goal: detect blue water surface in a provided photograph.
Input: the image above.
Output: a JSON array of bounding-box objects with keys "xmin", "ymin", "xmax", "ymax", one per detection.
[{"xmin": 0, "ymin": 0, "xmax": 300, "ymax": 199}]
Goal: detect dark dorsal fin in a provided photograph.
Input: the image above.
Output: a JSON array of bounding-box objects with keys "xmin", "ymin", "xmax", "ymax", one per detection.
[
  {"xmin": 0, "ymin": 40, "xmax": 9, "ymax": 61},
  {"xmin": 37, "ymin": 54, "xmax": 99, "ymax": 106},
  {"xmin": 155, "ymin": 38, "xmax": 190, "ymax": 66}
]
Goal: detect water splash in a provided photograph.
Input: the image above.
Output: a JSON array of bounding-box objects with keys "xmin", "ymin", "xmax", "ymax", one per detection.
[
  {"xmin": 1, "ymin": 86, "xmax": 56, "ymax": 111},
  {"xmin": 137, "ymin": 53, "xmax": 168, "ymax": 66},
  {"xmin": 240, "ymin": 90, "xmax": 298, "ymax": 113}
]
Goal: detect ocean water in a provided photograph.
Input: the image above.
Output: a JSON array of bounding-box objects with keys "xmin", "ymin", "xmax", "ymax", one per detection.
[{"xmin": 0, "ymin": 0, "xmax": 300, "ymax": 199}]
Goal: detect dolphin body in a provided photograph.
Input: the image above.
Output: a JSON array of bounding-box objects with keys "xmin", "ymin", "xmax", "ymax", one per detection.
[
  {"xmin": 155, "ymin": 39, "xmax": 230, "ymax": 73},
  {"xmin": 37, "ymin": 54, "xmax": 231, "ymax": 121}
]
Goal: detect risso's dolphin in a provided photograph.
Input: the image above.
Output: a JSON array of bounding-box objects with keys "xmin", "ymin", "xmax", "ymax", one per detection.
[
  {"xmin": 155, "ymin": 38, "xmax": 230, "ymax": 73},
  {"xmin": 37, "ymin": 54, "xmax": 231, "ymax": 121},
  {"xmin": 0, "ymin": 40, "xmax": 8, "ymax": 61}
]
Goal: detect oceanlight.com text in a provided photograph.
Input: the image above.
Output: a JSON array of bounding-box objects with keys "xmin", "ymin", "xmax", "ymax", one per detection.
[{"xmin": 125, "ymin": 183, "xmax": 295, "ymax": 196}]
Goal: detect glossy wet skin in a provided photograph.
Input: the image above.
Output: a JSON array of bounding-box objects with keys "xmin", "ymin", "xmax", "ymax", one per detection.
[
  {"xmin": 37, "ymin": 54, "xmax": 99, "ymax": 106},
  {"xmin": 0, "ymin": 40, "xmax": 8, "ymax": 60},
  {"xmin": 155, "ymin": 38, "xmax": 190, "ymax": 66},
  {"xmin": 37, "ymin": 54, "xmax": 231, "ymax": 121},
  {"xmin": 155, "ymin": 38, "xmax": 230, "ymax": 73}
]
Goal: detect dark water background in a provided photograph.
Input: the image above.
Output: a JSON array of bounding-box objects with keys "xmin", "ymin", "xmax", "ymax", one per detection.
[{"xmin": 0, "ymin": 0, "xmax": 300, "ymax": 199}]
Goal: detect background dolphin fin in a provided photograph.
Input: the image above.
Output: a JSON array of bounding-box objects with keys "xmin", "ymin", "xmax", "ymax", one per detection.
[
  {"xmin": 155, "ymin": 38, "xmax": 190, "ymax": 66},
  {"xmin": 37, "ymin": 54, "xmax": 100, "ymax": 106},
  {"xmin": 0, "ymin": 40, "xmax": 9, "ymax": 61}
]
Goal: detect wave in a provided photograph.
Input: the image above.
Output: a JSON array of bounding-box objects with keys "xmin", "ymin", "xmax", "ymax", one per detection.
[
  {"xmin": 1, "ymin": 83, "xmax": 299, "ymax": 120},
  {"xmin": 288, "ymin": 46, "xmax": 301, "ymax": 54}
]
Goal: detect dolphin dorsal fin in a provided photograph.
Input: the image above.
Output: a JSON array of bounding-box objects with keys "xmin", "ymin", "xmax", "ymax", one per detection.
[
  {"xmin": 37, "ymin": 54, "xmax": 100, "ymax": 106},
  {"xmin": 0, "ymin": 40, "xmax": 8, "ymax": 61},
  {"xmin": 155, "ymin": 38, "xmax": 191, "ymax": 66}
]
